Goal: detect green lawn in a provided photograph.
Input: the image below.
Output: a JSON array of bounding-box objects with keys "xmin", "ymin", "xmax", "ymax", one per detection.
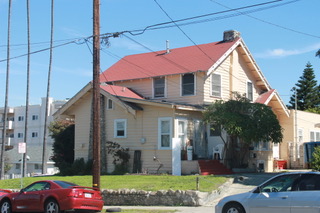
[{"xmin": 0, "ymin": 175, "xmax": 228, "ymax": 192}]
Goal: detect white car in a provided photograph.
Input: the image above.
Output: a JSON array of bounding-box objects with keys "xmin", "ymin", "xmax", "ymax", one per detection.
[{"xmin": 215, "ymin": 172, "xmax": 320, "ymax": 213}]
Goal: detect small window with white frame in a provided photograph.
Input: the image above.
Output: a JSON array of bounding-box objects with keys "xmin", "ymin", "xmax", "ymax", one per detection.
[
  {"xmin": 310, "ymin": 131, "xmax": 320, "ymax": 142},
  {"xmin": 114, "ymin": 119, "xmax": 127, "ymax": 138},
  {"xmin": 153, "ymin": 77, "xmax": 165, "ymax": 98},
  {"xmin": 18, "ymin": 116, "xmax": 24, "ymax": 122},
  {"xmin": 32, "ymin": 115, "xmax": 39, "ymax": 120},
  {"xmin": 32, "ymin": 132, "xmax": 38, "ymax": 138},
  {"xmin": 181, "ymin": 73, "xmax": 195, "ymax": 96},
  {"xmin": 158, "ymin": 117, "xmax": 172, "ymax": 149},
  {"xmin": 254, "ymin": 141, "xmax": 270, "ymax": 151},
  {"xmin": 17, "ymin": 133, "xmax": 24, "ymax": 138},
  {"xmin": 247, "ymin": 81, "xmax": 253, "ymax": 101},
  {"xmin": 107, "ymin": 98, "xmax": 113, "ymax": 110},
  {"xmin": 211, "ymin": 73, "xmax": 221, "ymax": 97}
]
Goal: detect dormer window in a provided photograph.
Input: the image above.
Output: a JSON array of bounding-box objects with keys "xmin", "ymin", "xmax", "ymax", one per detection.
[
  {"xmin": 153, "ymin": 77, "xmax": 165, "ymax": 98},
  {"xmin": 182, "ymin": 73, "xmax": 195, "ymax": 96}
]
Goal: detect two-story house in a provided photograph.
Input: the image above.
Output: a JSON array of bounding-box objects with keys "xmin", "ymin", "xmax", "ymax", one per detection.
[{"xmin": 55, "ymin": 30, "xmax": 290, "ymax": 174}]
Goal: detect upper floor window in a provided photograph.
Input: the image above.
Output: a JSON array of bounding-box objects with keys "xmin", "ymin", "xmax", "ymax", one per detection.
[
  {"xmin": 32, "ymin": 115, "xmax": 39, "ymax": 121},
  {"xmin": 212, "ymin": 73, "xmax": 221, "ymax": 97},
  {"xmin": 114, "ymin": 119, "xmax": 127, "ymax": 138},
  {"xmin": 153, "ymin": 77, "xmax": 165, "ymax": 98},
  {"xmin": 17, "ymin": 133, "xmax": 24, "ymax": 138},
  {"xmin": 158, "ymin": 117, "xmax": 172, "ymax": 149},
  {"xmin": 32, "ymin": 132, "xmax": 38, "ymax": 138},
  {"xmin": 247, "ymin": 81, "xmax": 253, "ymax": 101},
  {"xmin": 181, "ymin": 73, "xmax": 195, "ymax": 96},
  {"xmin": 18, "ymin": 116, "xmax": 24, "ymax": 122},
  {"xmin": 107, "ymin": 98, "xmax": 113, "ymax": 110}
]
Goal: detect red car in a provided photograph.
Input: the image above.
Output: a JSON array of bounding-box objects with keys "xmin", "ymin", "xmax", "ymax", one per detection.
[{"xmin": 0, "ymin": 180, "xmax": 104, "ymax": 213}]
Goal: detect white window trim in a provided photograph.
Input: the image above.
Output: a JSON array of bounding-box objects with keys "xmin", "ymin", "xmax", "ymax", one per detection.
[
  {"xmin": 211, "ymin": 73, "xmax": 222, "ymax": 98},
  {"xmin": 114, "ymin": 119, "xmax": 127, "ymax": 138},
  {"xmin": 180, "ymin": 73, "xmax": 196, "ymax": 96},
  {"xmin": 32, "ymin": 115, "xmax": 39, "ymax": 120},
  {"xmin": 310, "ymin": 130, "xmax": 320, "ymax": 142},
  {"xmin": 107, "ymin": 98, "xmax": 113, "ymax": 110},
  {"xmin": 254, "ymin": 141, "xmax": 270, "ymax": 151},
  {"xmin": 32, "ymin": 132, "xmax": 38, "ymax": 138},
  {"xmin": 152, "ymin": 77, "xmax": 167, "ymax": 98},
  {"xmin": 158, "ymin": 117, "xmax": 172, "ymax": 150},
  {"xmin": 246, "ymin": 80, "xmax": 253, "ymax": 101}
]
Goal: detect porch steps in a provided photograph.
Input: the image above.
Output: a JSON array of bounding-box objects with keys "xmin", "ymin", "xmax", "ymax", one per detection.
[{"xmin": 198, "ymin": 160, "xmax": 233, "ymax": 175}]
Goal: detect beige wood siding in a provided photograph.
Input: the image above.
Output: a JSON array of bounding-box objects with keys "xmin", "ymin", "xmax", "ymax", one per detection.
[
  {"xmin": 72, "ymin": 94, "xmax": 92, "ymax": 161},
  {"xmin": 204, "ymin": 55, "xmax": 231, "ymax": 103},
  {"xmin": 204, "ymin": 49, "xmax": 263, "ymax": 104},
  {"xmin": 105, "ymin": 102, "xmax": 176, "ymax": 173},
  {"xmin": 115, "ymin": 72, "xmax": 206, "ymax": 105},
  {"xmin": 115, "ymin": 78, "xmax": 152, "ymax": 98}
]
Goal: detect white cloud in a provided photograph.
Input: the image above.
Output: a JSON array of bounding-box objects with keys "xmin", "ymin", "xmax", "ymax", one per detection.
[{"xmin": 255, "ymin": 42, "xmax": 320, "ymax": 58}]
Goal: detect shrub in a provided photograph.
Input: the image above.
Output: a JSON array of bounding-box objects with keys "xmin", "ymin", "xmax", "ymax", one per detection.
[{"xmin": 311, "ymin": 146, "xmax": 320, "ymax": 171}]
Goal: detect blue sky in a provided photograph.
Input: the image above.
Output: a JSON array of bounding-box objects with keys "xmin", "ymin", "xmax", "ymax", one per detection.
[{"xmin": 0, "ymin": 0, "xmax": 319, "ymax": 107}]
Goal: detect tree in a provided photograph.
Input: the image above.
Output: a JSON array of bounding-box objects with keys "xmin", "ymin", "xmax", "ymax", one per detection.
[
  {"xmin": 203, "ymin": 93, "xmax": 283, "ymax": 168},
  {"xmin": 288, "ymin": 62, "xmax": 320, "ymax": 110},
  {"xmin": 48, "ymin": 120, "xmax": 75, "ymax": 172}
]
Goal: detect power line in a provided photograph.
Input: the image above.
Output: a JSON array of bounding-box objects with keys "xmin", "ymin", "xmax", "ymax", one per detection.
[
  {"xmin": 128, "ymin": 0, "xmax": 300, "ymax": 35},
  {"xmin": 210, "ymin": 0, "xmax": 320, "ymax": 39}
]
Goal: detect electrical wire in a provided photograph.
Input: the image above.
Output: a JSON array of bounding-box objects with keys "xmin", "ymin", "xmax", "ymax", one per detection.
[
  {"xmin": 210, "ymin": 0, "xmax": 320, "ymax": 39},
  {"xmin": 128, "ymin": 0, "xmax": 300, "ymax": 35}
]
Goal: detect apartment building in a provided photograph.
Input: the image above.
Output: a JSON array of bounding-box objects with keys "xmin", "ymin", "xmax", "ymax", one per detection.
[{"xmin": 0, "ymin": 97, "xmax": 67, "ymax": 176}]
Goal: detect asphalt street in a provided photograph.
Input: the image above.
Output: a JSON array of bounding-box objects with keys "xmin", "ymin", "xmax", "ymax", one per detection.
[{"xmin": 105, "ymin": 173, "xmax": 280, "ymax": 213}]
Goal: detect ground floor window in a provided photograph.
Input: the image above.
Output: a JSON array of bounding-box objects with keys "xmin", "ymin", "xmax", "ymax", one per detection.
[{"xmin": 158, "ymin": 117, "xmax": 172, "ymax": 149}]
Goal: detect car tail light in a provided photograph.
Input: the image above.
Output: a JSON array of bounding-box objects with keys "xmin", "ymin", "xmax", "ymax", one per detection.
[{"xmin": 68, "ymin": 190, "xmax": 84, "ymax": 198}]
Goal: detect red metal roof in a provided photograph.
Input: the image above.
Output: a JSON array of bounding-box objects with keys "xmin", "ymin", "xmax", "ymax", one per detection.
[
  {"xmin": 100, "ymin": 85, "xmax": 144, "ymax": 99},
  {"xmin": 100, "ymin": 39, "xmax": 240, "ymax": 82},
  {"xmin": 255, "ymin": 89, "xmax": 275, "ymax": 104}
]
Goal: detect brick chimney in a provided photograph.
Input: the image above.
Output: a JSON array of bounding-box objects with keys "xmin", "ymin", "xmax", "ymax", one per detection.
[{"xmin": 223, "ymin": 30, "xmax": 241, "ymax": 42}]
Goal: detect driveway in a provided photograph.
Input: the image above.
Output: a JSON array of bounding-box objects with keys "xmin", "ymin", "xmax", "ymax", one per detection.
[{"xmin": 106, "ymin": 172, "xmax": 280, "ymax": 213}]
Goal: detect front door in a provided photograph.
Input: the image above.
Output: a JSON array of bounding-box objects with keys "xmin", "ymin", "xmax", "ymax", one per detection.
[{"xmin": 193, "ymin": 120, "xmax": 207, "ymax": 159}]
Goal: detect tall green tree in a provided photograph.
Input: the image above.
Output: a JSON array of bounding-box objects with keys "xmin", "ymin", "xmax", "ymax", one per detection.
[
  {"xmin": 203, "ymin": 94, "xmax": 283, "ymax": 168},
  {"xmin": 288, "ymin": 62, "xmax": 320, "ymax": 110},
  {"xmin": 48, "ymin": 120, "xmax": 75, "ymax": 171}
]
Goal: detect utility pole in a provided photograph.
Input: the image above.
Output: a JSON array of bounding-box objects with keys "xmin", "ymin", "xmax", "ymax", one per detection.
[{"xmin": 92, "ymin": 0, "xmax": 101, "ymax": 189}]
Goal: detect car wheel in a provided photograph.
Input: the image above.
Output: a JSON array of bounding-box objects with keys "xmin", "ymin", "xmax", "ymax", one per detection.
[
  {"xmin": 45, "ymin": 199, "xmax": 60, "ymax": 213},
  {"xmin": 0, "ymin": 200, "xmax": 12, "ymax": 213},
  {"xmin": 222, "ymin": 202, "xmax": 245, "ymax": 213}
]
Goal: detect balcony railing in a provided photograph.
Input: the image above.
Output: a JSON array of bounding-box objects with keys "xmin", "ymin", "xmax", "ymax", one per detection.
[{"xmin": 0, "ymin": 120, "xmax": 13, "ymax": 129}]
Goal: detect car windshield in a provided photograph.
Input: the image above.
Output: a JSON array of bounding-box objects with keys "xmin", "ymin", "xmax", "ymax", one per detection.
[{"xmin": 54, "ymin": 181, "xmax": 78, "ymax": 188}]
